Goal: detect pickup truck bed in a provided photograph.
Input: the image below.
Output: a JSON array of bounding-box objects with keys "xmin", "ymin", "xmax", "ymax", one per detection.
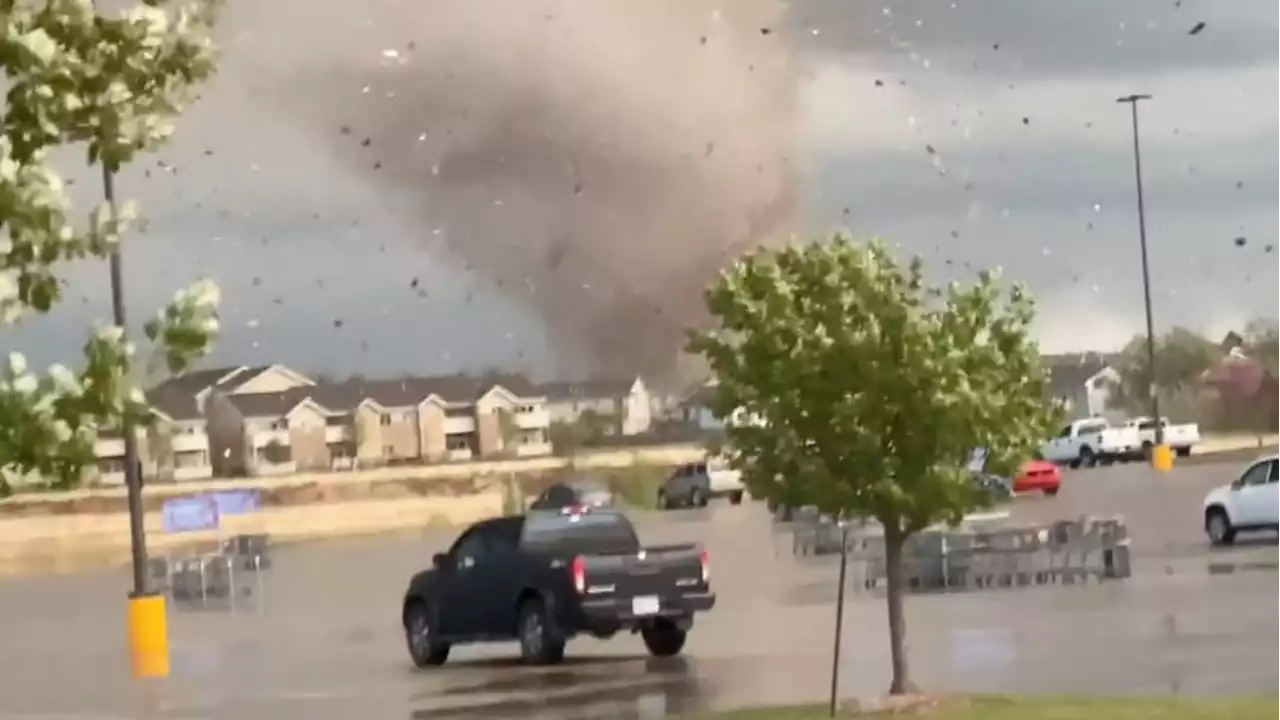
[{"xmin": 402, "ymin": 509, "xmax": 715, "ymax": 667}]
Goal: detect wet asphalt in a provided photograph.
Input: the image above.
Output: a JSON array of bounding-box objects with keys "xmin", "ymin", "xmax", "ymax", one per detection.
[{"xmin": 0, "ymin": 449, "xmax": 1275, "ymax": 719}]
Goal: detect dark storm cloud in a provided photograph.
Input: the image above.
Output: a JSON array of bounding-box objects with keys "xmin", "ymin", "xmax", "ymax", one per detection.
[
  {"xmin": 792, "ymin": 0, "xmax": 1276, "ymax": 80},
  {"xmin": 811, "ymin": 134, "xmax": 1277, "ymax": 220},
  {"xmin": 255, "ymin": 0, "xmax": 799, "ymax": 384}
]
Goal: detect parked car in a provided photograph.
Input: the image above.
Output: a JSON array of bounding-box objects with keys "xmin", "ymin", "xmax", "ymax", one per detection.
[
  {"xmin": 1120, "ymin": 416, "xmax": 1200, "ymax": 459},
  {"xmin": 529, "ymin": 477, "xmax": 615, "ymax": 511},
  {"xmin": 972, "ymin": 472, "xmax": 1014, "ymax": 502},
  {"xmin": 401, "ymin": 507, "xmax": 715, "ymax": 666},
  {"xmin": 658, "ymin": 457, "xmax": 745, "ymax": 508},
  {"xmin": 1039, "ymin": 418, "xmax": 1141, "ymax": 468},
  {"xmin": 1011, "ymin": 460, "xmax": 1062, "ymax": 496},
  {"xmin": 1202, "ymin": 454, "xmax": 1279, "ymax": 546}
]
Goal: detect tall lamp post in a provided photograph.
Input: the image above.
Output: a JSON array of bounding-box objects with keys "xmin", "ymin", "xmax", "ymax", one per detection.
[
  {"xmin": 1115, "ymin": 93, "xmax": 1171, "ymax": 471},
  {"xmin": 103, "ymin": 164, "xmax": 170, "ymax": 678}
]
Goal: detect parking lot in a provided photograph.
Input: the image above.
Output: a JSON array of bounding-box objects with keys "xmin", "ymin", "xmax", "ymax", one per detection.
[{"xmin": 0, "ymin": 451, "xmax": 1275, "ymax": 719}]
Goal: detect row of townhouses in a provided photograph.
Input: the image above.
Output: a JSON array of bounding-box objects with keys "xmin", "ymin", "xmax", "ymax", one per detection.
[{"xmin": 91, "ymin": 364, "xmax": 658, "ymax": 485}]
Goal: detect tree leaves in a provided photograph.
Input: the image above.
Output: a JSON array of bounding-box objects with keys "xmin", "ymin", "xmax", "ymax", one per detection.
[
  {"xmin": 0, "ymin": 0, "xmax": 221, "ymax": 492},
  {"xmin": 688, "ymin": 232, "xmax": 1061, "ymax": 533}
]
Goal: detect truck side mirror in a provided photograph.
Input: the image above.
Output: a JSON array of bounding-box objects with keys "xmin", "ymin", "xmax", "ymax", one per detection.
[{"xmin": 432, "ymin": 553, "xmax": 453, "ymax": 570}]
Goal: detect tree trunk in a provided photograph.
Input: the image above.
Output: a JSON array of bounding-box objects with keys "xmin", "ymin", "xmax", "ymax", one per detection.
[{"xmin": 882, "ymin": 526, "xmax": 916, "ymax": 695}]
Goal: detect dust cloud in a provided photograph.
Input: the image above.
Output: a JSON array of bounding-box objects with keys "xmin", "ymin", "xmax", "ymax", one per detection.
[{"xmin": 266, "ymin": 0, "xmax": 801, "ymax": 385}]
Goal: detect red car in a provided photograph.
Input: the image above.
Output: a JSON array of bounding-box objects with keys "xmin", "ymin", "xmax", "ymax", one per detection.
[{"xmin": 1013, "ymin": 460, "xmax": 1062, "ymax": 496}]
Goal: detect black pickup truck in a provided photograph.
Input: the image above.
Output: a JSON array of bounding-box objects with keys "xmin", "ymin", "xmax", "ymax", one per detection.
[{"xmin": 401, "ymin": 506, "xmax": 715, "ymax": 666}]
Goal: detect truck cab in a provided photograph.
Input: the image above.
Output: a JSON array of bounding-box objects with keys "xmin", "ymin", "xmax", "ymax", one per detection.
[
  {"xmin": 1122, "ymin": 416, "xmax": 1201, "ymax": 458},
  {"xmin": 1039, "ymin": 417, "xmax": 1140, "ymax": 468}
]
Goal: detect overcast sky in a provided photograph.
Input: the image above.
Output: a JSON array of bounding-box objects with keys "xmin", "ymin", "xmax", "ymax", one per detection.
[{"xmin": 5, "ymin": 0, "xmax": 1277, "ymax": 382}]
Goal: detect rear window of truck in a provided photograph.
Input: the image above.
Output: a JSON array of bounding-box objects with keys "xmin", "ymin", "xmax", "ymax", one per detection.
[{"xmin": 520, "ymin": 511, "xmax": 640, "ymax": 553}]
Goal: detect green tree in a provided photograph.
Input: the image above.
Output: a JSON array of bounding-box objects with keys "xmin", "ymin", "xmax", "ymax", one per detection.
[
  {"xmin": 688, "ymin": 234, "xmax": 1059, "ymax": 694},
  {"xmin": 0, "ymin": 0, "xmax": 222, "ymax": 494},
  {"xmin": 1109, "ymin": 328, "xmax": 1219, "ymax": 414}
]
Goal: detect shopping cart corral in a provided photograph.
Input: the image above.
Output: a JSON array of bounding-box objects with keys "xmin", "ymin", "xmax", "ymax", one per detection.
[
  {"xmin": 791, "ymin": 513, "xmax": 1133, "ymax": 593},
  {"xmin": 149, "ymin": 533, "xmax": 272, "ymax": 611}
]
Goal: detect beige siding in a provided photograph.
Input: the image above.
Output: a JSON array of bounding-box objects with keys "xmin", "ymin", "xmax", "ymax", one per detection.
[
  {"xmin": 354, "ymin": 404, "xmax": 384, "ymax": 464},
  {"xmin": 419, "ymin": 402, "xmax": 448, "ymax": 461},
  {"xmin": 287, "ymin": 404, "xmax": 329, "ymax": 471},
  {"xmin": 382, "ymin": 407, "xmax": 421, "ymax": 460},
  {"xmin": 475, "ymin": 391, "xmax": 515, "ymax": 457}
]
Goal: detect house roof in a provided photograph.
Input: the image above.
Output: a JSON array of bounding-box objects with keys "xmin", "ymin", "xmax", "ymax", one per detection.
[
  {"xmin": 537, "ymin": 378, "xmax": 636, "ymax": 401},
  {"xmin": 1201, "ymin": 354, "xmax": 1272, "ymax": 396},
  {"xmin": 151, "ymin": 366, "xmax": 245, "ymax": 396},
  {"xmin": 1042, "ymin": 352, "xmax": 1118, "ymax": 398},
  {"xmin": 148, "ymin": 389, "xmax": 203, "ymax": 421},
  {"xmin": 224, "ymin": 389, "xmax": 323, "ymax": 418}
]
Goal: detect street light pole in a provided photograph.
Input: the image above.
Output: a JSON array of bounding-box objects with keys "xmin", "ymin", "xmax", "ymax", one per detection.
[
  {"xmin": 1116, "ymin": 93, "xmax": 1168, "ymax": 466},
  {"xmin": 103, "ymin": 165, "xmax": 169, "ymax": 678},
  {"xmin": 103, "ymin": 166, "xmax": 150, "ymax": 596}
]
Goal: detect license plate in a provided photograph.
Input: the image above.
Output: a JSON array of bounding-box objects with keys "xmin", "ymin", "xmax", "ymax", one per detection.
[{"xmin": 632, "ymin": 595, "xmax": 660, "ymax": 616}]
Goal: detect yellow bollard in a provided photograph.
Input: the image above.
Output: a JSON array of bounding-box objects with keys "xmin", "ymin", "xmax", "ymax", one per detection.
[
  {"xmin": 1150, "ymin": 443, "xmax": 1174, "ymax": 472},
  {"xmin": 127, "ymin": 593, "xmax": 170, "ymax": 679}
]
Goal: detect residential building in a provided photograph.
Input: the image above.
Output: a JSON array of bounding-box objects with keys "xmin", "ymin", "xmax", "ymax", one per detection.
[
  {"xmin": 88, "ymin": 366, "xmax": 266, "ymax": 485},
  {"xmin": 1042, "ymin": 353, "xmax": 1119, "ymax": 419},
  {"xmin": 1199, "ymin": 347, "xmax": 1279, "ymax": 430},
  {"xmin": 538, "ymin": 377, "xmax": 653, "ymax": 436},
  {"xmin": 203, "ymin": 372, "xmax": 554, "ymax": 476}
]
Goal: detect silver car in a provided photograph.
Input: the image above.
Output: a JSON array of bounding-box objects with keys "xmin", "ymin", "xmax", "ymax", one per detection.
[{"xmin": 529, "ymin": 478, "xmax": 616, "ymax": 511}]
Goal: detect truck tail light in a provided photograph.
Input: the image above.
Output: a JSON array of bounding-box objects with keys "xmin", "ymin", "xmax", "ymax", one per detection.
[
  {"xmin": 570, "ymin": 555, "xmax": 586, "ymax": 594},
  {"xmin": 699, "ymin": 549, "xmax": 710, "ymax": 584}
]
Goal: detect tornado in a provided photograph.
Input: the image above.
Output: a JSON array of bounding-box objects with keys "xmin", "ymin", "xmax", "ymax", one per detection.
[{"xmin": 262, "ymin": 0, "xmax": 801, "ymax": 384}]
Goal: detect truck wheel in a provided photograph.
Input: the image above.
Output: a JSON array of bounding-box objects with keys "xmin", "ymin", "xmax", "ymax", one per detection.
[
  {"xmin": 691, "ymin": 489, "xmax": 708, "ymax": 507},
  {"xmin": 404, "ymin": 601, "xmax": 450, "ymax": 667},
  {"xmin": 1205, "ymin": 509, "xmax": 1236, "ymax": 547},
  {"xmin": 1078, "ymin": 446, "xmax": 1096, "ymax": 469},
  {"xmin": 1141, "ymin": 441, "xmax": 1153, "ymax": 460},
  {"xmin": 657, "ymin": 490, "xmax": 671, "ymax": 510},
  {"xmin": 518, "ymin": 598, "xmax": 565, "ymax": 665},
  {"xmin": 729, "ymin": 491, "xmax": 744, "ymax": 505},
  {"xmin": 641, "ymin": 619, "xmax": 687, "ymax": 657}
]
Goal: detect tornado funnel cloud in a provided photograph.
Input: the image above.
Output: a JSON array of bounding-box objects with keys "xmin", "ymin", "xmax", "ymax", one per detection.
[{"xmin": 271, "ymin": 0, "xmax": 800, "ymax": 383}]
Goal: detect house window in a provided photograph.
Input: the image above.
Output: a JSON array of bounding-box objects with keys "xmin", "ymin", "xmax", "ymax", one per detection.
[
  {"xmin": 383, "ymin": 444, "xmax": 395, "ymax": 457},
  {"xmin": 380, "ymin": 414, "xmax": 393, "ymax": 426},
  {"xmin": 269, "ymin": 419, "xmax": 289, "ymax": 431}
]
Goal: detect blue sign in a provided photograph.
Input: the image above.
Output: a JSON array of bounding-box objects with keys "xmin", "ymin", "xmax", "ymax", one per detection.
[
  {"xmin": 161, "ymin": 496, "xmax": 220, "ymax": 534},
  {"xmin": 211, "ymin": 490, "xmax": 261, "ymax": 517}
]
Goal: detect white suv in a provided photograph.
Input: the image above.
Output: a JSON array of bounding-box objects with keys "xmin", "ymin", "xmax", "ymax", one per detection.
[
  {"xmin": 658, "ymin": 458, "xmax": 745, "ymax": 509},
  {"xmin": 1203, "ymin": 454, "xmax": 1279, "ymax": 546}
]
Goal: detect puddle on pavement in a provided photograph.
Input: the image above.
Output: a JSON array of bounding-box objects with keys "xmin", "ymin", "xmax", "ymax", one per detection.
[
  {"xmin": 1207, "ymin": 559, "xmax": 1279, "ymax": 575},
  {"xmin": 409, "ymin": 656, "xmax": 707, "ymax": 719}
]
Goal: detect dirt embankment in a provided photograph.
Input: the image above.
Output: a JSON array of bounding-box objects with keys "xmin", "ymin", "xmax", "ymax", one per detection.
[{"xmin": 0, "ymin": 446, "xmax": 695, "ymax": 575}]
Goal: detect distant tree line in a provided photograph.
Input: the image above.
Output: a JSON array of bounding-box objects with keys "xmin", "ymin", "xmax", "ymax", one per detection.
[{"xmin": 1108, "ymin": 318, "xmax": 1278, "ymax": 432}]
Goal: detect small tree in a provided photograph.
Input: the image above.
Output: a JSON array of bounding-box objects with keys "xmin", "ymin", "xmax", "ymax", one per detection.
[
  {"xmin": 146, "ymin": 419, "xmax": 174, "ymax": 480},
  {"xmin": 688, "ymin": 234, "xmax": 1059, "ymax": 694},
  {"xmin": 0, "ymin": 0, "xmax": 222, "ymax": 494}
]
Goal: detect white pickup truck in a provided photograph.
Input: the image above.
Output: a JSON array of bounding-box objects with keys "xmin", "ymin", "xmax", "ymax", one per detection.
[
  {"xmin": 1039, "ymin": 418, "xmax": 1142, "ymax": 468},
  {"xmin": 1120, "ymin": 416, "xmax": 1200, "ymax": 458}
]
